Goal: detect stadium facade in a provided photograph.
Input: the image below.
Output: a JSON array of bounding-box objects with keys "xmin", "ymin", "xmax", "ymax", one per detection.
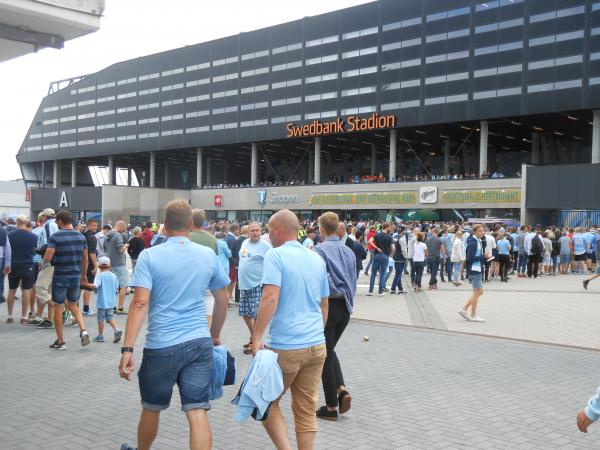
[{"xmin": 17, "ymin": 0, "xmax": 600, "ymax": 225}]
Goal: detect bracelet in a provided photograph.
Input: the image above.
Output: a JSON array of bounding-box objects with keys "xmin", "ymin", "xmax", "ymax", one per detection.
[{"xmin": 120, "ymin": 347, "xmax": 134, "ymax": 354}]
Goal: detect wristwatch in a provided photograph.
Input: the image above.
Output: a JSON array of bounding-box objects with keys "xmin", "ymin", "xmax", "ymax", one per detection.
[{"xmin": 120, "ymin": 347, "xmax": 134, "ymax": 354}]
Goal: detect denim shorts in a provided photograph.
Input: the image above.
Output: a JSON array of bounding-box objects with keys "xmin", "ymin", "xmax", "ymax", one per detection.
[
  {"xmin": 111, "ymin": 266, "xmax": 129, "ymax": 288},
  {"xmin": 138, "ymin": 337, "xmax": 213, "ymax": 412},
  {"xmin": 52, "ymin": 276, "xmax": 81, "ymax": 304},
  {"xmin": 470, "ymin": 273, "xmax": 483, "ymax": 289},
  {"xmin": 560, "ymin": 254, "xmax": 570, "ymax": 265},
  {"xmin": 97, "ymin": 307, "xmax": 114, "ymax": 323}
]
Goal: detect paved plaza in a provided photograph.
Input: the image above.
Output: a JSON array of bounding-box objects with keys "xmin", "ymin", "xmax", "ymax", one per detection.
[{"xmin": 1, "ymin": 272, "xmax": 600, "ymax": 450}]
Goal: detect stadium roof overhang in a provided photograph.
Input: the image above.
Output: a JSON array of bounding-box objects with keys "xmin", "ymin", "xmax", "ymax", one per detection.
[
  {"xmin": 0, "ymin": 0, "xmax": 104, "ymax": 62},
  {"xmin": 65, "ymin": 109, "xmax": 595, "ymax": 174}
]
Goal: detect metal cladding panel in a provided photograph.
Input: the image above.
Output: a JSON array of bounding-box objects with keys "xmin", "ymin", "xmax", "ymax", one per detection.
[
  {"xmin": 17, "ymin": 0, "xmax": 600, "ymax": 164},
  {"xmin": 526, "ymin": 164, "xmax": 600, "ymax": 209}
]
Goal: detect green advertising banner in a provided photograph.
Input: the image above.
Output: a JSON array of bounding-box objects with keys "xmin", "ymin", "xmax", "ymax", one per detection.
[
  {"xmin": 309, "ymin": 191, "xmax": 417, "ymax": 206},
  {"xmin": 441, "ymin": 189, "xmax": 521, "ymax": 203}
]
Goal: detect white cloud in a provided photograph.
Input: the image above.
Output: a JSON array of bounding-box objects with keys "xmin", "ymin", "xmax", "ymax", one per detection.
[{"xmin": 0, "ymin": 0, "xmax": 370, "ymax": 181}]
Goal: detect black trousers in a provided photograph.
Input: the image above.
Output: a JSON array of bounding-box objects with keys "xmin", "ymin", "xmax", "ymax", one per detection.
[
  {"xmin": 498, "ymin": 254, "xmax": 510, "ymax": 281},
  {"xmin": 322, "ymin": 297, "xmax": 350, "ymax": 407},
  {"xmin": 527, "ymin": 254, "xmax": 541, "ymax": 277}
]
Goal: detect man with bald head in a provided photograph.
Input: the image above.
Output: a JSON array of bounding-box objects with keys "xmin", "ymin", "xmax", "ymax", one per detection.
[
  {"xmin": 238, "ymin": 222, "xmax": 271, "ymax": 353},
  {"xmin": 105, "ymin": 220, "xmax": 129, "ymax": 313},
  {"xmin": 253, "ymin": 209, "xmax": 329, "ymax": 450},
  {"xmin": 337, "ymin": 222, "xmax": 354, "ymax": 250}
]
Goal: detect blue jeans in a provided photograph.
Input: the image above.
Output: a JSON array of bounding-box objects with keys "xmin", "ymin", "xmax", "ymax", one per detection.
[
  {"xmin": 452, "ymin": 262, "xmax": 462, "ymax": 282},
  {"xmin": 369, "ymin": 253, "xmax": 388, "ymax": 294},
  {"xmin": 0, "ymin": 257, "xmax": 4, "ymax": 296},
  {"xmin": 518, "ymin": 253, "xmax": 528, "ymax": 273},
  {"xmin": 51, "ymin": 276, "xmax": 81, "ymax": 304},
  {"xmin": 382, "ymin": 264, "xmax": 393, "ymax": 288},
  {"xmin": 391, "ymin": 261, "xmax": 405, "ymax": 292},
  {"xmin": 413, "ymin": 261, "xmax": 425, "ymax": 288},
  {"xmin": 427, "ymin": 257, "xmax": 440, "ymax": 286},
  {"xmin": 409, "ymin": 259, "xmax": 416, "ymax": 284},
  {"xmin": 364, "ymin": 250, "xmax": 375, "ymax": 273},
  {"xmin": 138, "ymin": 337, "xmax": 213, "ymax": 412},
  {"xmin": 440, "ymin": 257, "xmax": 451, "ymax": 281}
]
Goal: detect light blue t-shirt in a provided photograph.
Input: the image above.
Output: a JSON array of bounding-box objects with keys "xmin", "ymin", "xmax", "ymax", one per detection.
[
  {"xmin": 261, "ymin": 240, "xmax": 329, "ymax": 350},
  {"xmin": 497, "ymin": 238, "xmax": 511, "ymax": 255},
  {"xmin": 238, "ymin": 239, "xmax": 271, "ymax": 290},
  {"xmin": 131, "ymin": 236, "xmax": 230, "ymax": 349},
  {"xmin": 573, "ymin": 234, "xmax": 587, "ymax": 255},
  {"xmin": 584, "ymin": 232, "xmax": 596, "ymax": 253},
  {"xmin": 94, "ymin": 270, "xmax": 119, "ymax": 309},
  {"xmin": 442, "ymin": 233, "xmax": 454, "ymax": 256}
]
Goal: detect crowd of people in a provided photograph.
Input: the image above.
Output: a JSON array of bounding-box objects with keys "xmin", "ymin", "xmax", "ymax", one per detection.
[
  {"xmin": 200, "ymin": 169, "xmax": 518, "ymax": 189},
  {"xmin": 2, "ymin": 205, "xmax": 600, "ymax": 449}
]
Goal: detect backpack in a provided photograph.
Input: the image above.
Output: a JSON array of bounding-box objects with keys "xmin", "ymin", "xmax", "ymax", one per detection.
[{"xmin": 531, "ymin": 235, "xmax": 544, "ymax": 255}]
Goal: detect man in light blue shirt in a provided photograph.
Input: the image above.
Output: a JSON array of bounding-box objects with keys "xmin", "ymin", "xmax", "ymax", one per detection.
[
  {"xmin": 119, "ymin": 200, "xmax": 230, "ymax": 450},
  {"xmin": 237, "ymin": 222, "xmax": 271, "ymax": 353},
  {"xmin": 253, "ymin": 209, "xmax": 329, "ymax": 450}
]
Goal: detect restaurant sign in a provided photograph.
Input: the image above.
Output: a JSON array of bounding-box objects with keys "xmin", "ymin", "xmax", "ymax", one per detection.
[
  {"xmin": 441, "ymin": 189, "xmax": 521, "ymax": 203},
  {"xmin": 309, "ymin": 191, "xmax": 416, "ymax": 206}
]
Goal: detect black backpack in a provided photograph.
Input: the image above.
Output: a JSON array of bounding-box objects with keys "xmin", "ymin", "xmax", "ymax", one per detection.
[{"xmin": 531, "ymin": 235, "xmax": 544, "ymax": 255}]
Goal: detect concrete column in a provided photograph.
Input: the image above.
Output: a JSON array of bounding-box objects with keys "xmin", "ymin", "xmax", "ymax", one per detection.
[
  {"xmin": 127, "ymin": 168, "xmax": 132, "ymax": 186},
  {"xmin": 108, "ymin": 156, "xmax": 115, "ymax": 185},
  {"xmin": 164, "ymin": 162, "xmax": 169, "ymax": 188},
  {"xmin": 371, "ymin": 143, "xmax": 377, "ymax": 175},
  {"xmin": 196, "ymin": 148, "xmax": 203, "ymax": 188},
  {"xmin": 149, "ymin": 152, "xmax": 156, "ymax": 188},
  {"xmin": 70, "ymin": 159, "xmax": 77, "ymax": 187},
  {"xmin": 308, "ymin": 148, "xmax": 314, "ymax": 182},
  {"xmin": 251, "ymin": 143, "xmax": 258, "ymax": 186},
  {"xmin": 41, "ymin": 160, "xmax": 46, "ymax": 188},
  {"xmin": 444, "ymin": 139, "xmax": 451, "ymax": 175},
  {"xmin": 206, "ymin": 158, "xmax": 212, "ymax": 185},
  {"xmin": 53, "ymin": 160, "xmax": 60, "ymax": 188},
  {"xmin": 314, "ymin": 137, "xmax": 321, "ymax": 184},
  {"xmin": 479, "ymin": 120, "xmax": 488, "ymax": 177},
  {"xmin": 389, "ymin": 129, "xmax": 397, "ymax": 181},
  {"xmin": 593, "ymin": 110, "xmax": 600, "ymax": 164},
  {"xmin": 531, "ymin": 133, "xmax": 540, "ymax": 165},
  {"xmin": 223, "ymin": 161, "xmax": 229, "ymax": 184}
]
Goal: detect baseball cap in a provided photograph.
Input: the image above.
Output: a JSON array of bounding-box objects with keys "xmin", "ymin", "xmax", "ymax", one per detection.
[
  {"xmin": 41, "ymin": 208, "xmax": 55, "ymax": 217},
  {"xmin": 98, "ymin": 256, "xmax": 111, "ymax": 267}
]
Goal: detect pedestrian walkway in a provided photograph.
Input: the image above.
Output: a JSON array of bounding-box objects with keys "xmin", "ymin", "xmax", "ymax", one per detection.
[
  {"xmin": 0, "ymin": 304, "xmax": 597, "ymax": 449},
  {"xmin": 354, "ymin": 271, "xmax": 600, "ymax": 349}
]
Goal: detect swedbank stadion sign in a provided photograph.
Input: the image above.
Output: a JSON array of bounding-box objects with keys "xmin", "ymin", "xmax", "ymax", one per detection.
[{"xmin": 286, "ymin": 113, "xmax": 397, "ymax": 137}]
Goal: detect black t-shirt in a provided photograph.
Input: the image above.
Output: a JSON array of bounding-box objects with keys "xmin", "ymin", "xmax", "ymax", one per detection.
[
  {"xmin": 8, "ymin": 229, "xmax": 38, "ymax": 265},
  {"xmin": 127, "ymin": 236, "xmax": 145, "ymax": 260},
  {"xmin": 373, "ymin": 231, "xmax": 393, "ymax": 256},
  {"xmin": 84, "ymin": 230, "xmax": 98, "ymax": 268}
]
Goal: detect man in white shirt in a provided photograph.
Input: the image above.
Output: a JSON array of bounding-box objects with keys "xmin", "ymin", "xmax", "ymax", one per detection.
[{"xmin": 303, "ymin": 227, "xmax": 316, "ymax": 250}]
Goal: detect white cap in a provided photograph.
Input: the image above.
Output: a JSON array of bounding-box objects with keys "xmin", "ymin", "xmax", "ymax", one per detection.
[{"xmin": 98, "ymin": 256, "xmax": 111, "ymax": 267}]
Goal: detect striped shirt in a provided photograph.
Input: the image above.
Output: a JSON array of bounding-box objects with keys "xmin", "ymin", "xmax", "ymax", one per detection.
[{"xmin": 48, "ymin": 230, "xmax": 87, "ymax": 278}]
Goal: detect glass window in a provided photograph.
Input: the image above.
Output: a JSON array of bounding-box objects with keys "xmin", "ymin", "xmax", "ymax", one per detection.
[
  {"xmin": 476, "ymin": 23, "xmax": 499, "ymax": 34},
  {"xmin": 527, "ymin": 82, "xmax": 554, "ymax": 93},
  {"xmin": 473, "ymin": 90, "xmax": 496, "ymax": 99},
  {"xmin": 554, "ymin": 79, "xmax": 581, "ymax": 89},
  {"xmin": 401, "ymin": 79, "xmax": 420, "ymax": 88},
  {"xmin": 555, "ymin": 30, "xmax": 584, "ymax": 42},
  {"xmin": 498, "ymin": 63, "xmax": 522, "ymax": 74},
  {"xmin": 590, "ymin": 77, "xmax": 600, "ymax": 86},
  {"xmin": 400, "ymin": 99, "xmax": 420, "ymax": 108},
  {"xmin": 446, "ymin": 93, "xmax": 468, "ymax": 102},
  {"xmin": 381, "ymin": 102, "xmax": 400, "ymax": 111},
  {"xmin": 591, "ymin": 52, "xmax": 600, "ymax": 61},
  {"xmin": 272, "ymin": 43, "xmax": 302, "ymax": 54},
  {"xmin": 424, "ymin": 96, "xmax": 445, "ymax": 105},
  {"xmin": 474, "ymin": 67, "xmax": 498, "ymax": 77},
  {"xmin": 497, "ymin": 87, "xmax": 521, "ymax": 96},
  {"xmin": 528, "ymin": 58, "xmax": 554, "ymax": 70}
]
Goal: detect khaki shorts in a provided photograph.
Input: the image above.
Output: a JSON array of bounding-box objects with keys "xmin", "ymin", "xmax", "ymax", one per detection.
[
  {"xmin": 266, "ymin": 344, "xmax": 326, "ymax": 433},
  {"xmin": 35, "ymin": 265, "xmax": 54, "ymax": 305}
]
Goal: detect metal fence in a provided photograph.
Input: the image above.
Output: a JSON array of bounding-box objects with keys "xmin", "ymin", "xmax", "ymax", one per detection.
[{"xmin": 554, "ymin": 210, "xmax": 600, "ymax": 228}]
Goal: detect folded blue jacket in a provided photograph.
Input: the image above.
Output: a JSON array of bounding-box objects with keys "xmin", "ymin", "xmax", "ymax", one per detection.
[
  {"xmin": 231, "ymin": 350, "xmax": 283, "ymax": 421},
  {"xmin": 209, "ymin": 346, "xmax": 236, "ymax": 400}
]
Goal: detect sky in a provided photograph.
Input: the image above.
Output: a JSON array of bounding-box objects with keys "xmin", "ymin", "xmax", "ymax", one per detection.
[{"xmin": 0, "ymin": 0, "xmax": 371, "ymax": 181}]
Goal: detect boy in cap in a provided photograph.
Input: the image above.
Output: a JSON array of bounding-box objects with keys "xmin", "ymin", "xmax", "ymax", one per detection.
[{"xmin": 82, "ymin": 256, "xmax": 122, "ymax": 343}]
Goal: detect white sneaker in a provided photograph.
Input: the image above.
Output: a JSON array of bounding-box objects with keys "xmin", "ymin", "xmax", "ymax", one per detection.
[
  {"xmin": 470, "ymin": 316, "xmax": 486, "ymax": 322},
  {"xmin": 377, "ymin": 293, "xmax": 385, "ymax": 297},
  {"xmin": 366, "ymin": 293, "xmax": 373, "ymax": 296},
  {"xmin": 458, "ymin": 310, "xmax": 470, "ymax": 321}
]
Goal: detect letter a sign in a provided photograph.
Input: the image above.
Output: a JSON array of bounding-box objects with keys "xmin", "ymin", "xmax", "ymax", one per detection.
[{"xmin": 59, "ymin": 191, "xmax": 69, "ymax": 208}]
